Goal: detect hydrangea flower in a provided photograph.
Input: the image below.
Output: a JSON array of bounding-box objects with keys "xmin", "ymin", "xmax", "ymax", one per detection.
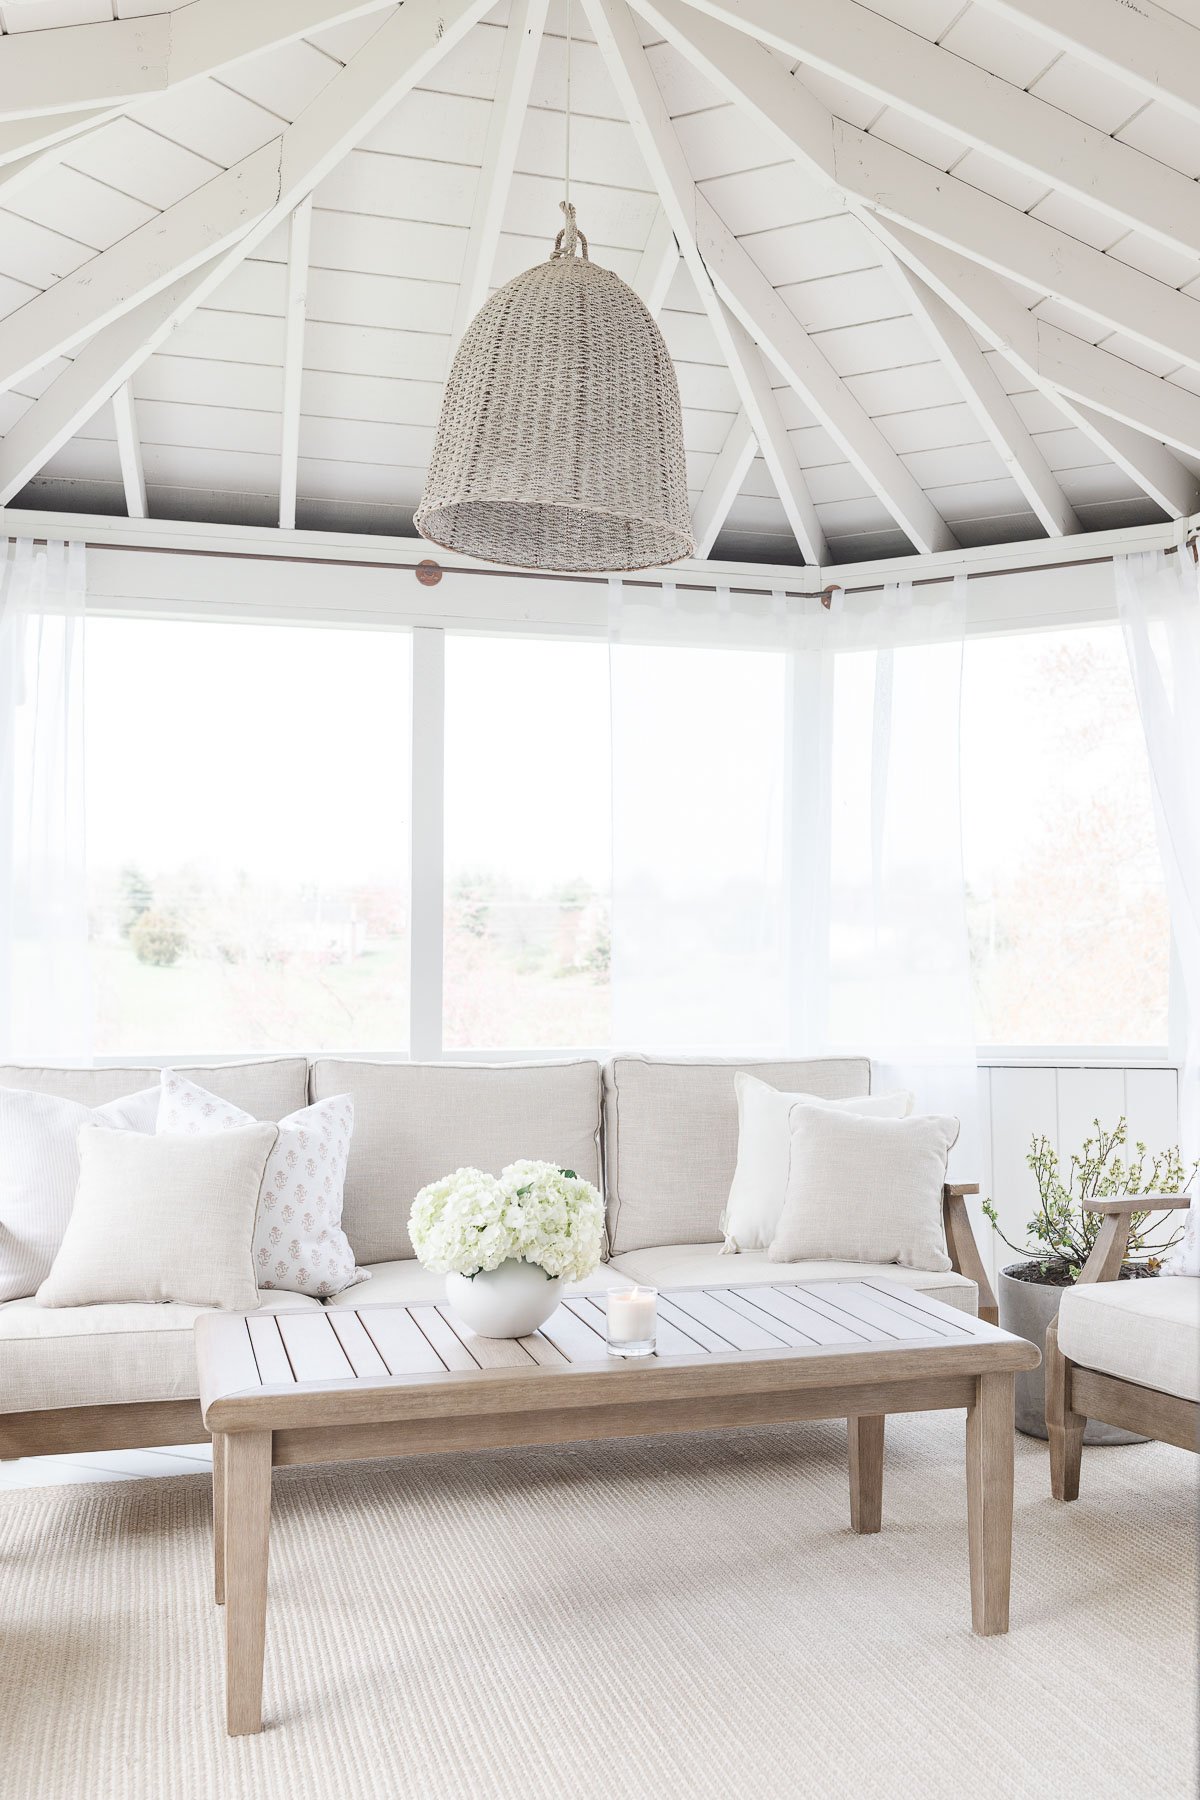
[{"xmin": 409, "ymin": 1160, "xmax": 604, "ymax": 1282}]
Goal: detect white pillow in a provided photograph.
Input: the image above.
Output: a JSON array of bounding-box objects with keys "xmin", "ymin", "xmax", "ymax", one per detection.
[
  {"xmin": 720, "ymin": 1073, "xmax": 914, "ymax": 1253},
  {"xmin": 769, "ymin": 1106, "xmax": 958, "ymax": 1272},
  {"xmin": 37, "ymin": 1122, "xmax": 277, "ymax": 1310},
  {"xmin": 157, "ymin": 1072, "xmax": 368, "ymax": 1298},
  {"xmin": 0, "ymin": 1083, "xmax": 159, "ymax": 1302}
]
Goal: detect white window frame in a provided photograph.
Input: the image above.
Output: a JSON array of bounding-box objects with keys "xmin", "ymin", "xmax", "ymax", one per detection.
[{"xmin": 19, "ymin": 504, "xmax": 1189, "ymax": 1069}]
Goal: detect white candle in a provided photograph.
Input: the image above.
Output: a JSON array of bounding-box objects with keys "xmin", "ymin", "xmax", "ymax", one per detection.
[{"xmin": 607, "ymin": 1285, "xmax": 657, "ymax": 1349}]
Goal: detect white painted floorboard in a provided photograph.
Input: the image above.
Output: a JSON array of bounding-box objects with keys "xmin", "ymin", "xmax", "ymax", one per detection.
[{"xmin": 0, "ymin": 1445, "xmax": 212, "ymax": 1490}]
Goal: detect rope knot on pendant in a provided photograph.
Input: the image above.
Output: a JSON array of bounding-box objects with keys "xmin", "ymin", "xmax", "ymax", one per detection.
[{"xmin": 551, "ymin": 199, "xmax": 588, "ymax": 261}]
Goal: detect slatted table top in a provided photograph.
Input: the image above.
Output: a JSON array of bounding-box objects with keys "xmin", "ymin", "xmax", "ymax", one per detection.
[{"xmin": 197, "ymin": 1280, "xmax": 1038, "ymax": 1431}]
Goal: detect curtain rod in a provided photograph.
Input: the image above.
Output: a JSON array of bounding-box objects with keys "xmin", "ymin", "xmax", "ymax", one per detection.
[{"xmin": 19, "ymin": 531, "xmax": 1199, "ymax": 599}]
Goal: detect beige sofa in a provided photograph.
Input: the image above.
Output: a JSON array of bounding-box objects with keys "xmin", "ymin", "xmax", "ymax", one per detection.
[{"xmin": 0, "ymin": 1053, "xmax": 994, "ymax": 1459}]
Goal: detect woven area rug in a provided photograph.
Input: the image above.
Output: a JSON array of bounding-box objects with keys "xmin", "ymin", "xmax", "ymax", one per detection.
[{"xmin": 1, "ymin": 1414, "xmax": 1195, "ymax": 1800}]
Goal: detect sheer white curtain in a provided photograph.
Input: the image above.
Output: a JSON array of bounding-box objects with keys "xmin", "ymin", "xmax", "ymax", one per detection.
[
  {"xmin": 0, "ymin": 538, "xmax": 91, "ymax": 1060},
  {"xmin": 608, "ymin": 576, "xmax": 977, "ymax": 1166},
  {"xmin": 1115, "ymin": 547, "xmax": 1200, "ymax": 1161}
]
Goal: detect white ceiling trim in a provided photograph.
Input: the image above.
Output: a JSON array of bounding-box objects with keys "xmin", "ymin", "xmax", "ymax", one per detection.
[{"xmin": 677, "ymin": 0, "xmax": 1200, "ymax": 266}]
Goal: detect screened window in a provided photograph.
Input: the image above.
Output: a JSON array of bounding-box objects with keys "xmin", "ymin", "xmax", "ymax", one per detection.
[
  {"xmin": 961, "ymin": 622, "xmax": 1170, "ymax": 1047},
  {"xmin": 85, "ymin": 619, "xmax": 412, "ymax": 1053},
  {"xmin": 442, "ymin": 633, "xmax": 611, "ymax": 1049}
]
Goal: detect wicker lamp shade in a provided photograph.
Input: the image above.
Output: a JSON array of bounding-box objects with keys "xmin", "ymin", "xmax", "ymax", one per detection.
[{"xmin": 415, "ymin": 205, "xmax": 694, "ymax": 573}]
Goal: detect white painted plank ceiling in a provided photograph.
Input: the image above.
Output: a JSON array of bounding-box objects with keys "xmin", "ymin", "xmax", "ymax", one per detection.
[{"xmin": 2, "ymin": 0, "xmax": 1199, "ymax": 562}]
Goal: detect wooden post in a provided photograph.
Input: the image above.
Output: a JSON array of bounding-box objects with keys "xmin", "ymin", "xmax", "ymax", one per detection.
[
  {"xmin": 965, "ymin": 1372, "xmax": 1014, "ymax": 1635},
  {"xmin": 223, "ymin": 1430, "xmax": 272, "ymax": 1736},
  {"xmin": 848, "ymin": 1414, "xmax": 884, "ymax": 1534},
  {"xmin": 212, "ymin": 1431, "xmax": 226, "ymax": 1606}
]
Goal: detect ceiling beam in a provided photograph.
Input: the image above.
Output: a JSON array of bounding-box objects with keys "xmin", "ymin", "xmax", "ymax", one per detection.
[
  {"xmin": 695, "ymin": 194, "xmax": 956, "ymax": 553},
  {"xmin": 676, "ymin": 0, "xmax": 1200, "ymax": 266},
  {"xmin": 0, "ymin": 267, "xmax": 219, "ymax": 507},
  {"xmin": 632, "ymin": 208, "xmax": 679, "ymax": 316},
  {"xmin": 692, "ymin": 410, "xmax": 755, "ymax": 556},
  {"xmin": 642, "ymin": 0, "xmax": 1200, "ymax": 376},
  {"xmin": 0, "ymin": 0, "xmax": 398, "ymax": 121},
  {"xmin": 0, "ymin": 107, "xmax": 107, "ymax": 169},
  {"xmin": 0, "ymin": 0, "xmax": 495, "ymax": 500},
  {"xmin": 111, "ymin": 381, "xmax": 147, "ymax": 520},
  {"xmin": 0, "ymin": 144, "xmax": 283, "ymax": 394},
  {"xmin": 279, "ymin": 198, "xmax": 313, "ymax": 532},
  {"xmin": 581, "ymin": 0, "xmax": 828, "ymax": 563},
  {"xmin": 877, "ymin": 251, "xmax": 1082, "ymax": 537},
  {"xmin": 450, "ymin": 0, "xmax": 551, "ymax": 354},
  {"xmin": 967, "ymin": 0, "xmax": 1200, "ymax": 130},
  {"xmin": 874, "ymin": 220, "xmax": 1200, "ymax": 520}
]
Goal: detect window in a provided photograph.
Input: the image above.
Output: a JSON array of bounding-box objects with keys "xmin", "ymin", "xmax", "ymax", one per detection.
[
  {"xmin": 85, "ymin": 619, "xmax": 411, "ymax": 1053},
  {"xmin": 962, "ymin": 622, "xmax": 1170, "ymax": 1047},
  {"xmin": 442, "ymin": 634, "xmax": 611, "ymax": 1049}
]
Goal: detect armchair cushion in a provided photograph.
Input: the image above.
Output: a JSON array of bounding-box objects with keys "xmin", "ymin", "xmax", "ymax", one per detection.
[{"xmin": 1058, "ymin": 1276, "xmax": 1200, "ymax": 1404}]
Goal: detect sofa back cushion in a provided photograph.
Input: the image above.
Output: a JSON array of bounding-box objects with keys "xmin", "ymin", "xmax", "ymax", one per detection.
[
  {"xmin": 309, "ymin": 1059, "xmax": 603, "ymax": 1264},
  {"xmin": 603, "ymin": 1054, "xmax": 872, "ymax": 1255},
  {"xmin": 0, "ymin": 1058, "xmax": 308, "ymax": 1121}
]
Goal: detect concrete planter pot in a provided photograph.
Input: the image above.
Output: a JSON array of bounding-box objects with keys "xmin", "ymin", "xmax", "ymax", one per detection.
[{"xmin": 998, "ymin": 1266, "xmax": 1148, "ymax": 1445}]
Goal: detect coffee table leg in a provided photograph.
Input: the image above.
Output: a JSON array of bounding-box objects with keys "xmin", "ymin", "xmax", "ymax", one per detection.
[
  {"xmin": 213, "ymin": 1432, "xmax": 226, "ymax": 1605},
  {"xmin": 965, "ymin": 1372, "xmax": 1015, "ymax": 1635},
  {"xmin": 224, "ymin": 1429, "xmax": 272, "ymax": 1735},
  {"xmin": 848, "ymin": 1414, "xmax": 884, "ymax": 1533}
]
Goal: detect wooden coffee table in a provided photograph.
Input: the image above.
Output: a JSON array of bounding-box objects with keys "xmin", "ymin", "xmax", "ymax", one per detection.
[{"xmin": 196, "ymin": 1279, "xmax": 1039, "ymax": 1733}]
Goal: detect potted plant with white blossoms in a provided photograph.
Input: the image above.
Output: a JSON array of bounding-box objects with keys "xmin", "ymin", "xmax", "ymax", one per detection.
[{"xmin": 409, "ymin": 1160, "xmax": 605, "ymax": 1338}]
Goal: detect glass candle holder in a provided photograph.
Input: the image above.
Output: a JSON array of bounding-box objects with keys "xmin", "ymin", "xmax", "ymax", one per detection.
[{"xmin": 606, "ymin": 1285, "xmax": 657, "ymax": 1357}]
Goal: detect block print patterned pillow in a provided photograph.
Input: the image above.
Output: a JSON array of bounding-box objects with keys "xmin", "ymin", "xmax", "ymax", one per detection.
[{"xmin": 157, "ymin": 1072, "xmax": 369, "ymax": 1298}]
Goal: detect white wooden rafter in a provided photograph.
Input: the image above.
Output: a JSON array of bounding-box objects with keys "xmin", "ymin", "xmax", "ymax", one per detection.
[
  {"xmin": 676, "ymin": 0, "xmax": 1200, "ymax": 266},
  {"xmin": 450, "ymin": 0, "xmax": 552, "ymax": 355},
  {"xmin": 872, "ymin": 220, "xmax": 1200, "ymax": 521},
  {"xmin": 691, "ymin": 411, "xmax": 755, "ymax": 557},
  {"xmin": 111, "ymin": 379, "xmax": 147, "ymax": 520},
  {"xmin": 642, "ymin": 0, "xmax": 1200, "ymax": 378},
  {"xmin": 579, "ymin": 0, "xmax": 828, "ymax": 563},
  {"xmin": 0, "ymin": 0, "xmax": 497, "ymax": 502},
  {"xmin": 877, "ymin": 253, "xmax": 1082, "ymax": 538},
  {"xmin": 0, "ymin": 0, "xmax": 399, "ymax": 121},
  {"xmin": 967, "ymin": 0, "xmax": 1200, "ymax": 130},
  {"xmin": 279, "ymin": 198, "xmax": 314, "ymax": 533},
  {"xmin": 632, "ymin": 208, "xmax": 679, "ymax": 316}
]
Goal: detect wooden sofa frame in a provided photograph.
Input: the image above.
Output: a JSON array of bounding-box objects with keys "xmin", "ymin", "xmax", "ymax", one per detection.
[
  {"xmin": 1046, "ymin": 1194, "xmax": 1199, "ymax": 1500},
  {"xmin": 1, "ymin": 1183, "xmax": 996, "ymax": 1461}
]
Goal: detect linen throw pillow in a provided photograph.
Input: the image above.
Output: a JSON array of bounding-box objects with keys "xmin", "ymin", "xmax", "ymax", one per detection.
[
  {"xmin": 36, "ymin": 1122, "xmax": 278, "ymax": 1310},
  {"xmin": 157, "ymin": 1072, "xmax": 367, "ymax": 1297},
  {"xmin": 769, "ymin": 1107, "xmax": 959, "ymax": 1272},
  {"xmin": 720, "ymin": 1073, "xmax": 914, "ymax": 1253},
  {"xmin": 0, "ymin": 1083, "xmax": 160, "ymax": 1302}
]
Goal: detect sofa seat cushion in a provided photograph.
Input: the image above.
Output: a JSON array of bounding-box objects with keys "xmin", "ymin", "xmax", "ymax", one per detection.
[
  {"xmin": 324, "ymin": 1258, "xmax": 620, "ymax": 1309},
  {"xmin": 607, "ymin": 1242, "xmax": 978, "ymax": 1314},
  {"xmin": 1058, "ymin": 1276, "xmax": 1200, "ymax": 1404},
  {"xmin": 0, "ymin": 1289, "xmax": 322, "ymax": 1414},
  {"xmin": 309, "ymin": 1059, "xmax": 602, "ymax": 1265}
]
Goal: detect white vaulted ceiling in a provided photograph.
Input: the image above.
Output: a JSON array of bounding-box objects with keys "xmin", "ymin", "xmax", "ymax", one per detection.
[{"xmin": 2, "ymin": 0, "xmax": 1200, "ymax": 565}]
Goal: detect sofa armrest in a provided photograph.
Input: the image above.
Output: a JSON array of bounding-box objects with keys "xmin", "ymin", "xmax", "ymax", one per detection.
[
  {"xmin": 942, "ymin": 1183, "xmax": 998, "ymax": 1325},
  {"xmin": 1079, "ymin": 1193, "xmax": 1193, "ymax": 1284}
]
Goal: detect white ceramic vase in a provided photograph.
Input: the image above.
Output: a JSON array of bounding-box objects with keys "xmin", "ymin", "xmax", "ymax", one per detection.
[{"xmin": 446, "ymin": 1259, "xmax": 565, "ymax": 1338}]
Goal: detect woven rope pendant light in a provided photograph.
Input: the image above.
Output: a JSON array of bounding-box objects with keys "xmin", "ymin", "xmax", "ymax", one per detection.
[{"xmin": 415, "ymin": 201, "xmax": 693, "ymax": 573}]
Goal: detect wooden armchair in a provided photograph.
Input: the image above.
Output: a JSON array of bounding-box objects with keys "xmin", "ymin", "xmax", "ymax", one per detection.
[
  {"xmin": 1046, "ymin": 1194, "xmax": 1199, "ymax": 1500},
  {"xmin": 943, "ymin": 1183, "xmax": 998, "ymax": 1326}
]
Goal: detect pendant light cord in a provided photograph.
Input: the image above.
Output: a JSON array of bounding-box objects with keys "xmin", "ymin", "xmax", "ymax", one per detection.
[{"xmin": 564, "ymin": 0, "xmax": 573, "ymax": 210}]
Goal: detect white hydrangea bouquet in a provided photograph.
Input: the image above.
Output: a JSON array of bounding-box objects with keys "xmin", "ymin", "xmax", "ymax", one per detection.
[{"xmin": 409, "ymin": 1160, "xmax": 605, "ymax": 1338}]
